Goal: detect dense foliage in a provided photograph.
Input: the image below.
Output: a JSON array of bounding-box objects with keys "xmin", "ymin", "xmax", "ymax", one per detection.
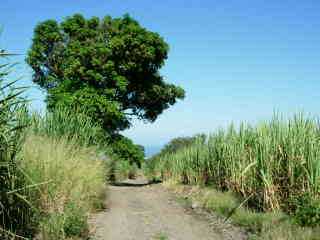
[
  {"xmin": 26, "ymin": 14, "xmax": 185, "ymax": 134},
  {"xmin": 158, "ymin": 134, "xmax": 205, "ymax": 155},
  {"xmin": 109, "ymin": 134, "xmax": 144, "ymax": 167}
]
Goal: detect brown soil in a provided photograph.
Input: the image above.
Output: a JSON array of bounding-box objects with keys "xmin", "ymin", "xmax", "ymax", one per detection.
[{"xmin": 90, "ymin": 178, "xmax": 246, "ymax": 240}]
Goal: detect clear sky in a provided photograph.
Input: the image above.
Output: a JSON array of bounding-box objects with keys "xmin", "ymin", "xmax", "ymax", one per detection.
[{"xmin": 1, "ymin": 0, "xmax": 320, "ymax": 156}]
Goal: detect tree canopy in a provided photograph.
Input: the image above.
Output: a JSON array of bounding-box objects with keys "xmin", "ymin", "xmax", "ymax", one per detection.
[
  {"xmin": 27, "ymin": 14, "xmax": 185, "ymax": 134},
  {"xmin": 110, "ymin": 134, "xmax": 145, "ymax": 167},
  {"xmin": 158, "ymin": 134, "xmax": 206, "ymax": 156}
]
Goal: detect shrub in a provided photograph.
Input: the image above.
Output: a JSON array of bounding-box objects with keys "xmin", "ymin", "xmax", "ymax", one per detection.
[
  {"xmin": 110, "ymin": 134, "xmax": 145, "ymax": 168},
  {"xmin": 159, "ymin": 135, "xmax": 203, "ymax": 155},
  {"xmin": 114, "ymin": 160, "xmax": 131, "ymax": 181},
  {"xmin": 128, "ymin": 163, "xmax": 138, "ymax": 179},
  {"xmin": 293, "ymin": 193, "xmax": 320, "ymax": 227},
  {"xmin": 63, "ymin": 203, "xmax": 88, "ymax": 237},
  {"xmin": 114, "ymin": 160, "xmax": 138, "ymax": 181}
]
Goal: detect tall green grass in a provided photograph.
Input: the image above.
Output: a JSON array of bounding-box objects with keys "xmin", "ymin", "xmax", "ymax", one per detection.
[
  {"xmin": 149, "ymin": 114, "xmax": 320, "ymax": 212},
  {"xmin": 18, "ymin": 106, "xmax": 108, "ymax": 147},
  {"xmin": 1, "ymin": 107, "xmax": 110, "ymax": 239},
  {"xmin": 1, "ymin": 51, "xmax": 109, "ymax": 238},
  {"xmin": 0, "ymin": 51, "xmax": 32, "ymax": 238},
  {"xmin": 1, "ymin": 105, "xmax": 109, "ymax": 239}
]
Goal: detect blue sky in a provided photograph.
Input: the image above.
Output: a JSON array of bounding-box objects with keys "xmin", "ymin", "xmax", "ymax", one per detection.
[{"xmin": 1, "ymin": 0, "xmax": 320, "ymax": 156}]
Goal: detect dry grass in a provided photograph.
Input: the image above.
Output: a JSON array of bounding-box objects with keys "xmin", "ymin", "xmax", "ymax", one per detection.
[{"xmin": 18, "ymin": 134, "xmax": 107, "ymax": 239}]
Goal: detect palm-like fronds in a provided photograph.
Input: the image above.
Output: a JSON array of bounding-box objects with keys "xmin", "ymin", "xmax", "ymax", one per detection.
[{"xmin": 0, "ymin": 50, "xmax": 31, "ymax": 239}]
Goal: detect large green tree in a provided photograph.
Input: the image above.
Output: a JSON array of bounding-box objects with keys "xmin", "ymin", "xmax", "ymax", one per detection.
[{"xmin": 27, "ymin": 14, "xmax": 185, "ymax": 133}]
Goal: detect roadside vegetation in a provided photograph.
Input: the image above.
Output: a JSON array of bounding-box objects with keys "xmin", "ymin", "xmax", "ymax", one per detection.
[
  {"xmin": 1, "ymin": 12, "xmax": 183, "ymax": 239},
  {"xmin": 145, "ymin": 115, "xmax": 320, "ymax": 239},
  {"xmin": 0, "ymin": 53, "xmax": 108, "ymax": 239},
  {"xmin": 6, "ymin": 10, "xmax": 319, "ymax": 240},
  {"xmin": 0, "ymin": 50, "xmax": 143, "ymax": 239}
]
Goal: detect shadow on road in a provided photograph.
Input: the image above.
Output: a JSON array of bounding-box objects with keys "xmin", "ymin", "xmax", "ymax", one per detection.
[{"xmin": 110, "ymin": 179, "xmax": 162, "ymax": 187}]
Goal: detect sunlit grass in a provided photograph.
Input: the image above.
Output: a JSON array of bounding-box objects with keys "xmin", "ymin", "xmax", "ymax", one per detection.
[
  {"xmin": 0, "ymin": 52, "xmax": 109, "ymax": 238},
  {"xmin": 148, "ymin": 114, "xmax": 320, "ymax": 239},
  {"xmin": 19, "ymin": 134, "xmax": 107, "ymax": 239},
  {"xmin": 150, "ymin": 114, "xmax": 320, "ymax": 211}
]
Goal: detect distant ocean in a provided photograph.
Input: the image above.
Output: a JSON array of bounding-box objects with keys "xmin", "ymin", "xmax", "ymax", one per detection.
[{"xmin": 144, "ymin": 145, "xmax": 162, "ymax": 158}]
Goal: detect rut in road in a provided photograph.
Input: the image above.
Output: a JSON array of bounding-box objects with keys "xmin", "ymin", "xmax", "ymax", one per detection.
[{"xmin": 90, "ymin": 178, "xmax": 246, "ymax": 240}]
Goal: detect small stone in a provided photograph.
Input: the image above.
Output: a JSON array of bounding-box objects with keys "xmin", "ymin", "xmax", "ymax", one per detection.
[{"xmin": 191, "ymin": 202, "xmax": 199, "ymax": 209}]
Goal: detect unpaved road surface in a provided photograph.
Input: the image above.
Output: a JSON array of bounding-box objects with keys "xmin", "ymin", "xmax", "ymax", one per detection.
[{"xmin": 90, "ymin": 178, "xmax": 246, "ymax": 240}]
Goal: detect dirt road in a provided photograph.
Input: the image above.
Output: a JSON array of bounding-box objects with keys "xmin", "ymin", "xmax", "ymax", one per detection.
[{"xmin": 90, "ymin": 178, "xmax": 246, "ymax": 240}]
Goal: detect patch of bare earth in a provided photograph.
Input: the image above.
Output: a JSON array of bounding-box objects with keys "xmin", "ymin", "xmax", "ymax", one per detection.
[{"xmin": 89, "ymin": 178, "xmax": 246, "ymax": 240}]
